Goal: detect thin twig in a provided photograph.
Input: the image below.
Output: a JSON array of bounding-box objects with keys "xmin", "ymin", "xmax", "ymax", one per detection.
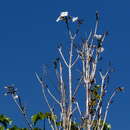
[
  {"xmin": 48, "ymin": 119, "xmax": 54, "ymax": 130},
  {"xmin": 94, "ymin": 11, "xmax": 99, "ymax": 35},
  {"xmin": 101, "ymin": 90, "xmax": 117, "ymax": 130},
  {"xmin": 38, "ymin": 79, "xmax": 55, "ymax": 129},
  {"xmin": 91, "ymin": 71, "xmax": 109, "ymax": 127},
  {"xmin": 90, "ymin": 11, "xmax": 99, "ymax": 46},
  {"xmin": 73, "ymin": 76, "xmax": 83, "ymax": 97},
  {"xmin": 36, "ymin": 73, "xmax": 61, "ymax": 130},
  {"xmin": 91, "ymin": 52, "xmax": 98, "ymax": 81},
  {"xmin": 75, "ymin": 101, "xmax": 82, "ymax": 116},
  {"xmin": 58, "ymin": 48, "xmax": 69, "ymax": 67},
  {"xmin": 72, "ymin": 107, "xmax": 78, "ymax": 114},
  {"xmin": 36, "ymin": 73, "xmax": 59, "ymax": 130},
  {"xmin": 97, "ymin": 103, "xmax": 102, "ymax": 130},
  {"xmin": 87, "ymin": 30, "xmax": 92, "ymax": 43},
  {"xmin": 71, "ymin": 55, "xmax": 79, "ymax": 67},
  {"xmin": 66, "ymin": 20, "xmax": 73, "ymax": 39},
  {"xmin": 12, "ymin": 96, "xmax": 33, "ymax": 130},
  {"xmin": 46, "ymin": 87, "xmax": 61, "ymax": 105},
  {"xmin": 36, "ymin": 73, "xmax": 61, "ymax": 106}
]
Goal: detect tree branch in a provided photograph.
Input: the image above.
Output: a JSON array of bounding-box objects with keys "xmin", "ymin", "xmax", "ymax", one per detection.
[{"xmin": 58, "ymin": 48, "xmax": 69, "ymax": 67}]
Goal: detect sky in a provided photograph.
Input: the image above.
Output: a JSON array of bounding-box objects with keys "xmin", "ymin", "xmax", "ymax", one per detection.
[{"xmin": 0, "ymin": 0, "xmax": 129, "ymax": 129}]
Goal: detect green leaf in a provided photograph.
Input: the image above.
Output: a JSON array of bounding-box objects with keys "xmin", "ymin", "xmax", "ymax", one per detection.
[
  {"xmin": 103, "ymin": 122, "xmax": 111, "ymax": 130},
  {"xmin": 0, "ymin": 126, "xmax": 4, "ymax": 130},
  {"xmin": 31, "ymin": 112, "xmax": 57, "ymax": 126},
  {"xmin": 0, "ymin": 115, "xmax": 12, "ymax": 128},
  {"xmin": 44, "ymin": 112, "xmax": 57, "ymax": 123},
  {"xmin": 92, "ymin": 120, "xmax": 111, "ymax": 130},
  {"xmin": 31, "ymin": 112, "xmax": 45, "ymax": 126},
  {"xmin": 89, "ymin": 99, "xmax": 96, "ymax": 107},
  {"xmin": 56, "ymin": 121, "xmax": 79, "ymax": 129},
  {"xmin": 56, "ymin": 121, "xmax": 62, "ymax": 127},
  {"xmin": 91, "ymin": 85, "xmax": 101, "ymax": 101}
]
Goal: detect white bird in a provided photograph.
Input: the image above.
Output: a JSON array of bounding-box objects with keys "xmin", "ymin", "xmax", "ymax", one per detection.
[
  {"xmin": 94, "ymin": 34, "xmax": 102, "ymax": 40},
  {"xmin": 56, "ymin": 11, "xmax": 69, "ymax": 22},
  {"xmin": 72, "ymin": 17, "xmax": 78, "ymax": 22}
]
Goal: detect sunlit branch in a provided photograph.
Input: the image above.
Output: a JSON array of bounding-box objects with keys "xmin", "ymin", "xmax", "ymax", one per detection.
[
  {"xmin": 71, "ymin": 55, "xmax": 79, "ymax": 67},
  {"xmin": 75, "ymin": 101, "xmax": 82, "ymax": 116},
  {"xmin": 73, "ymin": 76, "xmax": 83, "ymax": 97},
  {"xmin": 58, "ymin": 48, "xmax": 69, "ymax": 67},
  {"xmin": 36, "ymin": 73, "xmax": 61, "ymax": 106},
  {"xmin": 65, "ymin": 20, "xmax": 73, "ymax": 39},
  {"xmin": 101, "ymin": 88, "xmax": 120, "ymax": 130},
  {"xmin": 36, "ymin": 73, "xmax": 56, "ymax": 129},
  {"xmin": 91, "ymin": 71, "xmax": 109, "ymax": 127},
  {"xmin": 68, "ymin": 38, "xmax": 74, "ymax": 130},
  {"xmin": 12, "ymin": 96, "xmax": 33, "ymax": 130},
  {"xmin": 87, "ymin": 30, "xmax": 92, "ymax": 43},
  {"xmin": 48, "ymin": 118, "xmax": 54, "ymax": 130}
]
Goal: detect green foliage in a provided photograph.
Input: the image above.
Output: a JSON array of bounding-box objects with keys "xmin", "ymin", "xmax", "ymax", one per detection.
[
  {"xmin": 0, "ymin": 126, "xmax": 4, "ymax": 130},
  {"xmin": 31, "ymin": 112, "xmax": 111, "ymax": 130},
  {"xmin": 0, "ymin": 113, "xmax": 111, "ymax": 129},
  {"xmin": 92, "ymin": 85, "xmax": 101, "ymax": 99},
  {"xmin": 0, "ymin": 115, "xmax": 12, "ymax": 128},
  {"xmin": 31, "ymin": 112, "xmax": 45, "ymax": 126},
  {"xmin": 0, "ymin": 114, "xmax": 44, "ymax": 130},
  {"xmin": 31, "ymin": 112, "xmax": 56, "ymax": 126},
  {"xmin": 1, "ymin": 12, "xmax": 116, "ymax": 130},
  {"xmin": 103, "ymin": 122, "xmax": 111, "ymax": 130},
  {"xmin": 92, "ymin": 120, "xmax": 111, "ymax": 130}
]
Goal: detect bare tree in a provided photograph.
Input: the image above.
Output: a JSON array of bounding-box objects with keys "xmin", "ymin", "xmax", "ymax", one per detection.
[
  {"xmin": 4, "ymin": 11, "xmax": 124, "ymax": 130},
  {"xmin": 35, "ymin": 11, "xmax": 124, "ymax": 130}
]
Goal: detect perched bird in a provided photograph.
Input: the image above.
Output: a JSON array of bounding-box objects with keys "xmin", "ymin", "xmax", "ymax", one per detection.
[{"xmin": 56, "ymin": 11, "xmax": 69, "ymax": 22}]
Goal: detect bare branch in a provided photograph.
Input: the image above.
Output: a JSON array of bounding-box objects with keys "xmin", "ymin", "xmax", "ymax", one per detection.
[
  {"xmin": 94, "ymin": 11, "xmax": 99, "ymax": 35},
  {"xmin": 35, "ymin": 73, "xmax": 61, "ymax": 106},
  {"xmin": 101, "ymin": 87, "xmax": 124, "ymax": 130},
  {"xmin": 73, "ymin": 76, "xmax": 83, "ymax": 97},
  {"xmin": 36, "ymin": 72, "xmax": 62, "ymax": 130},
  {"xmin": 71, "ymin": 55, "xmax": 79, "ymax": 67},
  {"xmin": 91, "ymin": 71, "xmax": 109, "ymax": 127},
  {"xmin": 87, "ymin": 29, "xmax": 92, "ymax": 43},
  {"xmin": 75, "ymin": 101, "xmax": 82, "ymax": 116},
  {"xmin": 12, "ymin": 96, "xmax": 33, "ymax": 130},
  {"xmin": 58, "ymin": 48, "xmax": 69, "ymax": 67},
  {"xmin": 68, "ymin": 38, "xmax": 74, "ymax": 130},
  {"xmin": 48, "ymin": 118, "xmax": 55, "ymax": 130}
]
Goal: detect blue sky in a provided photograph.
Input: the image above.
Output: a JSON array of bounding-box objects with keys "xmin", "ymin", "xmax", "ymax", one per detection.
[{"xmin": 0, "ymin": 0, "xmax": 129, "ymax": 129}]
